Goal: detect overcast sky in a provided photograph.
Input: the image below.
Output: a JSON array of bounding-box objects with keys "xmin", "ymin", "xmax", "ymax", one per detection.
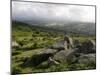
[{"xmin": 12, "ymin": 1, "xmax": 95, "ymax": 24}]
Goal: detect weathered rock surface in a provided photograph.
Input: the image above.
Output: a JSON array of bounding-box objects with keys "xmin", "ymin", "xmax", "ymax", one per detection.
[
  {"xmin": 48, "ymin": 57, "xmax": 60, "ymax": 66},
  {"xmin": 53, "ymin": 49, "xmax": 78, "ymax": 63},
  {"xmin": 40, "ymin": 49, "xmax": 58, "ymax": 54},
  {"xmin": 78, "ymin": 54, "xmax": 96, "ymax": 64}
]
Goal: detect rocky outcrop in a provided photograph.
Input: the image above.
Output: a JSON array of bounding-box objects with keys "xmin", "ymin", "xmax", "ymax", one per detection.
[
  {"xmin": 53, "ymin": 49, "xmax": 78, "ymax": 63},
  {"xmin": 23, "ymin": 39, "xmax": 96, "ymax": 67},
  {"xmin": 78, "ymin": 54, "xmax": 96, "ymax": 64},
  {"xmin": 78, "ymin": 39, "xmax": 96, "ymax": 54}
]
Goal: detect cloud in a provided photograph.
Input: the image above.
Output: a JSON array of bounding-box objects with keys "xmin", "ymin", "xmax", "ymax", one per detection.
[{"xmin": 12, "ymin": 1, "xmax": 95, "ymax": 23}]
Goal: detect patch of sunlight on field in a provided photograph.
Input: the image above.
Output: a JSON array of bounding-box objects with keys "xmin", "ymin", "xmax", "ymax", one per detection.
[{"xmin": 73, "ymin": 36, "xmax": 96, "ymax": 42}]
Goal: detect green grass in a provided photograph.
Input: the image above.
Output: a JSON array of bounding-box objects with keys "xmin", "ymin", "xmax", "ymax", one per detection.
[{"xmin": 12, "ymin": 21, "xmax": 96, "ymax": 74}]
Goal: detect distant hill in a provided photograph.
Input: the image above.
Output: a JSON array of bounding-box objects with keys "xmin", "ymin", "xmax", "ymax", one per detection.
[
  {"xmin": 12, "ymin": 21, "xmax": 96, "ymax": 36},
  {"xmin": 44, "ymin": 22, "xmax": 96, "ymax": 35},
  {"xmin": 12, "ymin": 21, "xmax": 65, "ymax": 34}
]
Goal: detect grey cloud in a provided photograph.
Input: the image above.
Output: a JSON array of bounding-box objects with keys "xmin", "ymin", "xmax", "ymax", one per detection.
[{"xmin": 12, "ymin": 1, "xmax": 95, "ymax": 24}]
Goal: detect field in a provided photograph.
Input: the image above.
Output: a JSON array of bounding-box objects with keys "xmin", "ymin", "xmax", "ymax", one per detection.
[{"xmin": 12, "ymin": 21, "xmax": 96, "ymax": 74}]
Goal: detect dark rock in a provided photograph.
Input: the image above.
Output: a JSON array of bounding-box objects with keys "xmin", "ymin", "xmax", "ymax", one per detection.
[
  {"xmin": 23, "ymin": 49, "xmax": 58, "ymax": 66},
  {"xmin": 79, "ymin": 39, "xmax": 96, "ymax": 54},
  {"xmin": 23, "ymin": 53, "xmax": 53, "ymax": 66}
]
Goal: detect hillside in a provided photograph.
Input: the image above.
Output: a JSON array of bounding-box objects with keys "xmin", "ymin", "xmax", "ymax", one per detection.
[
  {"xmin": 44, "ymin": 22, "xmax": 96, "ymax": 35},
  {"xmin": 12, "ymin": 21, "xmax": 96, "ymax": 74}
]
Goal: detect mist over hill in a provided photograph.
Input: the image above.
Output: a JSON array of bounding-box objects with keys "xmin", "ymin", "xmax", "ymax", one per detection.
[
  {"xmin": 12, "ymin": 20, "xmax": 95, "ymax": 36},
  {"xmin": 44, "ymin": 22, "xmax": 96, "ymax": 35}
]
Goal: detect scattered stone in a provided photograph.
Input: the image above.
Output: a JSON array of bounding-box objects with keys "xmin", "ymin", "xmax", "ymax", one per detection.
[
  {"xmin": 48, "ymin": 57, "xmax": 60, "ymax": 66},
  {"xmin": 23, "ymin": 38, "xmax": 96, "ymax": 67},
  {"xmin": 12, "ymin": 41, "xmax": 19, "ymax": 48}
]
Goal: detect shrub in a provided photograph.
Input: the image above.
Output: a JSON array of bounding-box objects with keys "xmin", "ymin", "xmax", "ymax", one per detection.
[
  {"xmin": 12, "ymin": 51, "xmax": 21, "ymax": 56},
  {"xmin": 12, "ymin": 66, "xmax": 22, "ymax": 74}
]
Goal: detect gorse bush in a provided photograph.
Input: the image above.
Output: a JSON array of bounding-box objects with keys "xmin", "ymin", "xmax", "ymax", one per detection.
[{"xmin": 12, "ymin": 66, "xmax": 22, "ymax": 74}]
